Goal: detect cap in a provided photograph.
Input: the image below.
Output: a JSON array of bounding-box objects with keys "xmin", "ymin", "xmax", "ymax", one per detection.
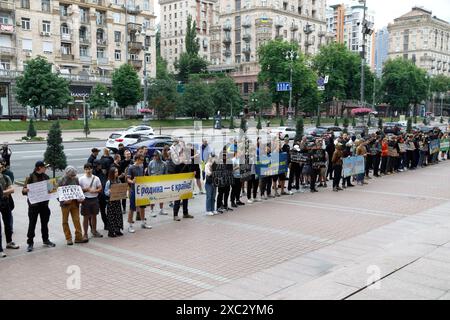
[
  {"xmin": 293, "ymin": 145, "xmax": 301, "ymax": 152},
  {"xmin": 91, "ymin": 148, "xmax": 100, "ymax": 153},
  {"xmin": 35, "ymin": 161, "xmax": 49, "ymax": 168}
]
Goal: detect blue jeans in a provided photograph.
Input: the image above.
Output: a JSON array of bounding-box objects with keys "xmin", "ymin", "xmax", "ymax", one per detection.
[
  {"xmin": 356, "ymin": 173, "xmax": 365, "ymax": 183},
  {"xmin": 205, "ymin": 182, "xmax": 216, "ymax": 212}
]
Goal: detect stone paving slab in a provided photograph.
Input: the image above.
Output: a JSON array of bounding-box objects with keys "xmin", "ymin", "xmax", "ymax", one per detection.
[{"xmin": 2, "ymin": 161, "xmax": 450, "ymax": 299}]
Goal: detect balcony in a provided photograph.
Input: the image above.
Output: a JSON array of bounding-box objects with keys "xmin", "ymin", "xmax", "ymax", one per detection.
[
  {"xmin": 304, "ymin": 40, "xmax": 314, "ymax": 47},
  {"xmin": 128, "ymin": 59, "xmax": 142, "ymax": 68},
  {"xmin": 128, "ymin": 41, "xmax": 143, "ymax": 51},
  {"xmin": 223, "ymin": 24, "xmax": 232, "ymax": 31},
  {"xmin": 290, "ymin": 24, "xmax": 299, "ymax": 31},
  {"xmin": 80, "ymin": 17, "xmax": 90, "ymax": 25},
  {"xmin": 80, "ymin": 55, "xmax": 91, "ymax": 62},
  {"xmin": 0, "ymin": 1, "xmax": 14, "ymax": 11},
  {"xmin": 97, "ymin": 57, "xmax": 109, "ymax": 65},
  {"xmin": 0, "ymin": 23, "xmax": 14, "ymax": 34},
  {"xmin": 0, "ymin": 46, "xmax": 15, "ymax": 56},
  {"xmin": 96, "ymin": 38, "xmax": 107, "ymax": 46},
  {"xmin": 61, "ymin": 53, "xmax": 74, "ymax": 60},
  {"xmin": 127, "ymin": 22, "xmax": 142, "ymax": 32},
  {"xmin": 61, "ymin": 33, "xmax": 72, "ymax": 41},
  {"xmin": 125, "ymin": 5, "xmax": 141, "ymax": 15},
  {"xmin": 242, "ymin": 33, "xmax": 251, "ymax": 42},
  {"xmin": 224, "ymin": 49, "xmax": 231, "ymax": 57},
  {"xmin": 222, "ymin": 37, "xmax": 231, "ymax": 45},
  {"xmin": 59, "ymin": 73, "xmax": 112, "ymax": 85},
  {"xmin": 318, "ymin": 30, "xmax": 326, "ymax": 37},
  {"xmin": 242, "ymin": 20, "xmax": 251, "ymax": 28},
  {"xmin": 96, "ymin": 19, "xmax": 106, "ymax": 27},
  {"xmin": 79, "ymin": 37, "xmax": 90, "ymax": 45}
]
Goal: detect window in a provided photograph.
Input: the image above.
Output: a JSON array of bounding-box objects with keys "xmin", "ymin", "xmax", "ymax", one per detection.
[
  {"xmin": 113, "ymin": 13, "xmax": 120, "ymax": 24},
  {"xmin": 21, "ymin": 0, "xmax": 30, "ymax": 9},
  {"xmin": 97, "ymin": 48, "xmax": 105, "ymax": 58},
  {"xmin": 0, "ymin": 16, "xmax": 9, "ymax": 25},
  {"xmin": 80, "ymin": 8, "xmax": 88, "ymax": 23},
  {"xmin": 22, "ymin": 39, "xmax": 32, "ymax": 51},
  {"xmin": 61, "ymin": 23, "xmax": 69, "ymax": 35},
  {"xmin": 61, "ymin": 43, "xmax": 71, "ymax": 54},
  {"xmin": 42, "ymin": 21, "xmax": 51, "ymax": 33},
  {"xmin": 80, "ymin": 45, "xmax": 89, "ymax": 56},
  {"xmin": 114, "ymin": 31, "xmax": 121, "ymax": 42},
  {"xmin": 115, "ymin": 50, "xmax": 121, "ymax": 60},
  {"xmin": 144, "ymin": 0, "xmax": 150, "ymax": 10},
  {"xmin": 145, "ymin": 54, "xmax": 151, "ymax": 64},
  {"xmin": 42, "ymin": 0, "xmax": 51, "ymax": 12},
  {"xmin": 0, "ymin": 59, "xmax": 11, "ymax": 70},
  {"xmin": 43, "ymin": 41, "xmax": 53, "ymax": 53},
  {"xmin": 21, "ymin": 18, "xmax": 31, "ymax": 30},
  {"xmin": 60, "ymin": 5, "xmax": 69, "ymax": 17}
]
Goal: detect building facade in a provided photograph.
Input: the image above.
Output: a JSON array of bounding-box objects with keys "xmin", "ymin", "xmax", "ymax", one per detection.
[
  {"xmin": 159, "ymin": 0, "xmax": 218, "ymax": 73},
  {"xmin": 387, "ymin": 7, "xmax": 450, "ymax": 77},
  {"xmin": 374, "ymin": 26, "xmax": 389, "ymax": 77},
  {"xmin": 326, "ymin": 1, "xmax": 375, "ymax": 69},
  {"xmin": 207, "ymin": 0, "xmax": 330, "ymax": 104},
  {"xmin": 0, "ymin": 0, "xmax": 157, "ymax": 117}
]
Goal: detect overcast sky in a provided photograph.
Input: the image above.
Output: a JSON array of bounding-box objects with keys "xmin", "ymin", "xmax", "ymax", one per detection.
[{"xmin": 154, "ymin": 0, "xmax": 450, "ymax": 29}]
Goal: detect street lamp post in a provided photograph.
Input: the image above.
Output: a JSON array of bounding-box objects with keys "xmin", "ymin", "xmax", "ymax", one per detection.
[
  {"xmin": 285, "ymin": 49, "xmax": 298, "ymax": 121},
  {"xmin": 360, "ymin": 0, "xmax": 367, "ymax": 107}
]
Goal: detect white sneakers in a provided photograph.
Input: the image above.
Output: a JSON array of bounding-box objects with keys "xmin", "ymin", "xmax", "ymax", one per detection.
[
  {"xmin": 159, "ymin": 209, "xmax": 168, "ymax": 215},
  {"xmin": 150, "ymin": 209, "xmax": 157, "ymax": 218},
  {"xmin": 128, "ymin": 224, "xmax": 135, "ymax": 233},
  {"xmin": 141, "ymin": 222, "xmax": 152, "ymax": 229},
  {"xmin": 205, "ymin": 212, "xmax": 215, "ymax": 216},
  {"xmin": 247, "ymin": 199, "xmax": 254, "ymax": 204},
  {"xmin": 288, "ymin": 191, "xmax": 294, "ymax": 195}
]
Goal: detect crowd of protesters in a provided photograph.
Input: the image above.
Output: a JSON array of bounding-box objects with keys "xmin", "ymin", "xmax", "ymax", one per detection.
[{"xmin": 0, "ymin": 125, "xmax": 449, "ymax": 257}]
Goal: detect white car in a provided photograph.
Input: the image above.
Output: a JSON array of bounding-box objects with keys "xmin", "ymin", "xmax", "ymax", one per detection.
[
  {"xmin": 106, "ymin": 132, "xmax": 152, "ymax": 152},
  {"xmin": 269, "ymin": 127, "xmax": 297, "ymax": 140},
  {"xmin": 124, "ymin": 125, "xmax": 154, "ymax": 136}
]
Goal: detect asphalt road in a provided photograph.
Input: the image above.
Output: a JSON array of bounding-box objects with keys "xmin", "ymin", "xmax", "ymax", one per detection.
[{"xmin": 10, "ymin": 141, "xmax": 104, "ymax": 181}]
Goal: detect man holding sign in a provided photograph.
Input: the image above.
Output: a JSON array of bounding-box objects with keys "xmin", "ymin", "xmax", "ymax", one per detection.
[{"xmin": 22, "ymin": 161, "xmax": 56, "ymax": 252}]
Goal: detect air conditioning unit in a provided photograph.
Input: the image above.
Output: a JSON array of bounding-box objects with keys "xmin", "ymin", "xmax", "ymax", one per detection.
[{"xmin": 40, "ymin": 31, "xmax": 51, "ymax": 36}]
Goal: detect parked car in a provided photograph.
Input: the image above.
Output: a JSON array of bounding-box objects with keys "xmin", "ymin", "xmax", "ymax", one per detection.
[
  {"xmin": 126, "ymin": 137, "xmax": 174, "ymax": 159},
  {"xmin": 317, "ymin": 125, "xmax": 343, "ymax": 137},
  {"xmin": 124, "ymin": 125, "xmax": 154, "ymax": 136},
  {"xmin": 304, "ymin": 127, "xmax": 328, "ymax": 137},
  {"xmin": 106, "ymin": 132, "xmax": 152, "ymax": 153},
  {"xmin": 382, "ymin": 123, "xmax": 402, "ymax": 135},
  {"xmin": 269, "ymin": 126, "xmax": 297, "ymax": 140}
]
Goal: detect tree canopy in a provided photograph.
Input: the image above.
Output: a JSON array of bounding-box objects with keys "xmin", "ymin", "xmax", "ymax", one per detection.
[
  {"xmin": 88, "ymin": 84, "xmax": 111, "ymax": 110},
  {"xmin": 148, "ymin": 78, "xmax": 179, "ymax": 119},
  {"xmin": 112, "ymin": 63, "xmax": 142, "ymax": 109},
  {"xmin": 210, "ymin": 76, "xmax": 243, "ymax": 117},
  {"xmin": 258, "ymin": 39, "xmax": 319, "ymax": 115},
  {"xmin": 179, "ymin": 75, "xmax": 213, "ymax": 119},
  {"xmin": 15, "ymin": 56, "xmax": 72, "ymax": 119}
]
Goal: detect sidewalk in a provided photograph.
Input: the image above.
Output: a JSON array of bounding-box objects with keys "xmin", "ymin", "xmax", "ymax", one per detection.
[{"xmin": 1, "ymin": 161, "xmax": 450, "ymax": 299}]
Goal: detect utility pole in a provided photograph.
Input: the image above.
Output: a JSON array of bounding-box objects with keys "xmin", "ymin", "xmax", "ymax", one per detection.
[
  {"xmin": 124, "ymin": 0, "xmax": 128, "ymax": 66},
  {"xmin": 360, "ymin": 0, "xmax": 367, "ymax": 107},
  {"xmin": 285, "ymin": 49, "xmax": 298, "ymax": 121}
]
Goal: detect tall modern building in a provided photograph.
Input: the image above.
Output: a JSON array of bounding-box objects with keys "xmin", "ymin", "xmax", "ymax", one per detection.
[
  {"xmin": 325, "ymin": 1, "xmax": 375, "ymax": 68},
  {"xmin": 374, "ymin": 26, "xmax": 389, "ymax": 77},
  {"xmin": 0, "ymin": 0, "xmax": 157, "ymax": 117},
  {"xmin": 159, "ymin": 0, "xmax": 218, "ymax": 73},
  {"xmin": 208, "ymin": 0, "xmax": 331, "ymax": 103},
  {"xmin": 387, "ymin": 6, "xmax": 450, "ymax": 77}
]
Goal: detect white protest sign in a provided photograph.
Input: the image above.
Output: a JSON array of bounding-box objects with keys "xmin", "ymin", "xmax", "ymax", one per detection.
[
  {"xmin": 27, "ymin": 180, "xmax": 58, "ymax": 204},
  {"xmin": 57, "ymin": 185, "xmax": 85, "ymax": 202}
]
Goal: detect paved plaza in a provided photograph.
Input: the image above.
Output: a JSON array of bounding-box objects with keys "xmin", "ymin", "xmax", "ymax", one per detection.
[{"xmin": 1, "ymin": 161, "xmax": 450, "ymax": 300}]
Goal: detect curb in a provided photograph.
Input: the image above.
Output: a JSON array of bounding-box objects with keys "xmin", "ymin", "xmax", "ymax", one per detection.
[{"xmin": 7, "ymin": 139, "xmax": 105, "ymax": 146}]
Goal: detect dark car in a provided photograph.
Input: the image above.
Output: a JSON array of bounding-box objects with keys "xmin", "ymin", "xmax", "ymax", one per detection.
[
  {"xmin": 305, "ymin": 127, "xmax": 328, "ymax": 137},
  {"xmin": 126, "ymin": 137, "xmax": 173, "ymax": 159},
  {"xmin": 419, "ymin": 126, "xmax": 439, "ymax": 133},
  {"xmin": 383, "ymin": 124, "xmax": 402, "ymax": 135}
]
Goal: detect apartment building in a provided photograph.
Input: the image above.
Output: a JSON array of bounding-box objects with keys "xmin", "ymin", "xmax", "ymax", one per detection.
[
  {"xmin": 0, "ymin": 0, "xmax": 156, "ymax": 117},
  {"xmin": 387, "ymin": 7, "xmax": 450, "ymax": 77},
  {"xmin": 326, "ymin": 1, "xmax": 375, "ymax": 69},
  {"xmin": 159, "ymin": 0, "xmax": 218, "ymax": 73},
  {"xmin": 208, "ymin": 0, "xmax": 331, "ymax": 103},
  {"xmin": 374, "ymin": 26, "xmax": 389, "ymax": 77}
]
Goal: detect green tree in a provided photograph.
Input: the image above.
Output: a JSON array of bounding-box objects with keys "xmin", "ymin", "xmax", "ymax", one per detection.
[
  {"xmin": 44, "ymin": 121, "xmax": 67, "ymax": 178},
  {"xmin": 112, "ymin": 64, "xmax": 142, "ymax": 114},
  {"xmin": 352, "ymin": 117, "xmax": 356, "ymax": 127},
  {"xmin": 148, "ymin": 78, "xmax": 179, "ymax": 119},
  {"xmin": 88, "ymin": 84, "xmax": 111, "ymax": 112},
  {"xmin": 256, "ymin": 116, "xmax": 262, "ymax": 132},
  {"xmin": 334, "ymin": 117, "xmax": 339, "ymax": 126},
  {"xmin": 210, "ymin": 76, "xmax": 243, "ymax": 117},
  {"xmin": 174, "ymin": 15, "xmax": 208, "ymax": 82},
  {"xmin": 156, "ymin": 56, "xmax": 170, "ymax": 80},
  {"xmin": 343, "ymin": 117, "xmax": 349, "ymax": 133},
  {"xmin": 240, "ymin": 117, "xmax": 247, "ymax": 133},
  {"xmin": 316, "ymin": 115, "xmax": 321, "ymax": 127},
  {"xmin": 258, "ymin": 39, "xmax": 319, "ymax": 116},
  {"xmin": 313, "ymin": 43, "xmax": 375, "ymax": 104},
  {"xmin": 378, "ymin": 117, "xmax": 383, "ymax": 130},
  {"xmin": 83, "ymin": 118, "xmax": 90, "ymax": 138},
  {"xmin": 249, "ymin": 87, "xmax": 272, "ymax": 114},
  {"xmin": 295, "ymin": 117, "xmax": 304, "ymax": 140},
  {"xmin": 407, "ymin": 118, "xmax": 412, "ymax": 133},
  {"xmin": 440, "ymin": 116, "xmax": 444, "ymax": 124},
  {"xmin": 380, "ymin": 58, "xmax": 428, "ymax": 116},
  {"xmin": 229, "ymin": 116, "xmax": 235, "ymax": 130},
  {"xmin": 414, "ymin": 115, "xmax": 417, "ymax": 124},
  {"xmin": 15, "ymin": 56, "xmax": 71, "ymax": 120},
  {"xmin": 27, "ymin": 119, "xmax": 36, "ymax": 138},
  {"xmin": 180, "ymin": 75, "xmax": 212, "ymax": 118},
  {"xmin": 280, "ymin": 117, "xmax": 284, "ymax": 126}
]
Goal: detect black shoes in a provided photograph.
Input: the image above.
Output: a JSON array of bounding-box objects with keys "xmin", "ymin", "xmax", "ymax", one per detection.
[
  {"xmin": 27, "ymin": 244, "xmax": 34, "ymax": 252},
  {"xmin": 43, "ymin": 240, "xmax": 56, "ymax": 248},
  {"xmin": 236, "ymin": 201, "xmax": 245, "ymax": 206},
  {"xmin": 231, "ymin": 202, "xmax": 238, "ymax": 208}
]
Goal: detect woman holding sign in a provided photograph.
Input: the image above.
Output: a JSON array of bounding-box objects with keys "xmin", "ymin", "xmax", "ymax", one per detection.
[{"xmin": 104, "ymin": 167, "xmax": 124, "ymax": 237}]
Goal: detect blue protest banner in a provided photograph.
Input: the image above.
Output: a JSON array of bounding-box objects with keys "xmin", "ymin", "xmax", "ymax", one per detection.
[
  {"xmin": 256, "ymin": 152, "xmax": 288, "ymax": 177},
  {"xmin": 429, "ymin": 139, "xmax": 440, "ymax": 154},
  {"xmin": 343, "ymin": 156, "xmax": 365, "ymax": 178}
]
